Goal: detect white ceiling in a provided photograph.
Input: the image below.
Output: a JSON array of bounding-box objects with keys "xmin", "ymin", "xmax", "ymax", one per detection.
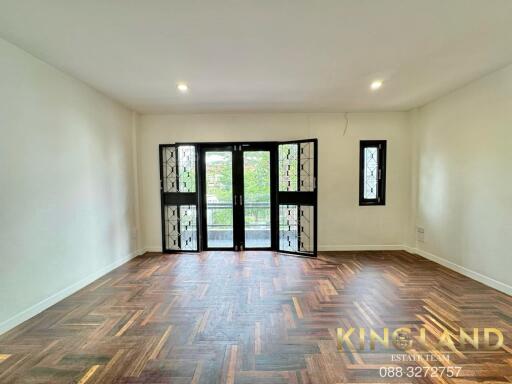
[{"xmin": 1, "ymin": 0, "xmax": 512, "ymax": 113}]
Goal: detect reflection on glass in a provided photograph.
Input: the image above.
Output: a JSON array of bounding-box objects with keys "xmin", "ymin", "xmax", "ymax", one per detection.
[
  {"xmin": 244, "ymin": 151, "xmax": 271, "ymax": 248},
  {"xmin": 205, "ymin": 152, "xmax": 233, "ymax": 248}
]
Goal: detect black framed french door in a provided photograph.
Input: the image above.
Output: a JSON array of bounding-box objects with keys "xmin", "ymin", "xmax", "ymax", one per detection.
[
  {"xmin": 199, "ymin": 144, "xmax": 237, "ymax": 250},
  {"xmin": 277, "ymin": 139, "xmax": 318, "ymax": 256},
  {"xmin": 239, "ymin": 143, "xmax": 276, "ymax": 251},
  {"xmin": 198, "ymin": 143, "xmax": 276, "ymax": 251},
  {"xmin": 159, "ymin": 144, "xmax": 200, "ymax": 252},
  {"xmin": 159, "ymin": 140, "xmax": 317, "ymax": 256}
]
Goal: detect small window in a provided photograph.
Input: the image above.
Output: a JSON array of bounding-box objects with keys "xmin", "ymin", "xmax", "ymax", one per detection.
[{"xmin": 359, "ymin": 140, "xmax": 386, "ymax": 206}]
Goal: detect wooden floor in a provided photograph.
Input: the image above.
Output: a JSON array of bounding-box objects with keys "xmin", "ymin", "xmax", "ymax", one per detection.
[{"xmin": 1, "ymin": 251, "xmax": 512, "ymax": 383}]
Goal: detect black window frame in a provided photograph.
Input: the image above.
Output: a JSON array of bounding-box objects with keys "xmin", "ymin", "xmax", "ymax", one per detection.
[{"xmin": 359, "ymin": 140, "xmax": 386, "ymax": 206}]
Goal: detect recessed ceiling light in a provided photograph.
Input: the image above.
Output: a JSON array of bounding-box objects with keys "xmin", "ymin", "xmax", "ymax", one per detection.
[
  {"xmin": 370, "ymin": 80, "xmax": 383, "ymax": 91},
  {"xmin": 177, "ymin": 83, "xmax": 189, "ymax": 93}
]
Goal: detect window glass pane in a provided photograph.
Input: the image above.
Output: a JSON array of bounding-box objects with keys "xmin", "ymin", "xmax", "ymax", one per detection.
[
  {"xmin": 299, "ymin": 142, "xmax": 315, "ymax": 192},
  {"xmin": 279, "ymin": 144, "xmax": 298, "ymax": 191},
  {"xmin": 164, "ymin": 205, "xmax": 179, "ymax": 250},
  {"xmin": 298, "ymin": 205, "xmax": 314, "ymax": 253},
  {"xmin": 164, "ymin": 205, "xmax": 198, "ymax": 251},
  {"xmin": 364, "ymin": 147, "xmax": 379, "ymax": 199},
  {"xmin": 279, "ymin": 204, "xmax": 298, "ymax": 251},
  {"xmin": 163, "ymin": 146, "xmax": 177, "ymax": 193},
  {"xmin": 179, "ymin": 205, "xmax": 197, "ymax": 250},
  {"xmin": 278, "ymin": 204, "xmax": 315, "ymax": 254},
  {"xmin": 205, "ymin": 151, "xmax": 233, "ymax": 248},
  {"xmin": 244, "ymin": 151, "xmax": 271, "ymax": 248},
  {"xmin": 178, "ymin": 145, "xmax": 196, "ymax": 192}
]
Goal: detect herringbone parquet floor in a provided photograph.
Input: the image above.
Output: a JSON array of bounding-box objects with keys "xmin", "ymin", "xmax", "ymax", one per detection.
[{"xmin": 1, "ymin": 251, "xmax": 512, "ymax": 383}]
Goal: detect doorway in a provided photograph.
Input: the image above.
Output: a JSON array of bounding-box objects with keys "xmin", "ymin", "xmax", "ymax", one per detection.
[
  {"xmin": 200, "ymin": 143, "xmax": 275, "ymax": 251},
  {"xmin": 159, "ymin": 140, "xmax": 317, "ymax": 256}
]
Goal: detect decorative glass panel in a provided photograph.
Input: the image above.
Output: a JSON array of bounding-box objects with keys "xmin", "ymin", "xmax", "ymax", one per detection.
[
  {"xmin": 178, "ymin": 145, "xmax": 196, "ymax": 192},
  {"xmin": 279, "ymin": 204, "xmax": 298, "ymax": 251},
  {"xmin": 299, "ymin": 205, "xmax": 314, "ymax": 253},
  {"xmin": 279, "ymin": 204, "xmax": 315, "ymax": 254},
  {"xmin": 279, "ymin": 144, "xmax": 298, "ymax": 191},
  {"xmin": 363, "ymin": 147, "xmax": 378, "ymax": 199},
  {"xmin": 299, "ymin": 142, "xmax": 314, "ymax": 192},
  {"xmin": 179, "ymin": 205, "xmax": 197, "ymax": 250},
  {"xmin": 163, "ymin": 145, "xmax": 196, "ymax": 193},
  {"xmin": 164, "ymin": 205, "xmax": 198, "ymax": 251},
  {"xmin": 279, "ymin": 142, "xmax": 315, "ymax": 192},
  {"xmin": 163, "ymin": 146, "xmax": 178, "ymax": 193}
]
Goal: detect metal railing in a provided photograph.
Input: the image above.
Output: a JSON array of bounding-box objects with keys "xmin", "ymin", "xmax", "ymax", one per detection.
[{"xmin": 206, "ymin": 201, "xmax": 270, "ymax": 230}]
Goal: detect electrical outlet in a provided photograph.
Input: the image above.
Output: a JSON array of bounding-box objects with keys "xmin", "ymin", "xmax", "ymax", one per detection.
[{"xmin": 416, "ymin": 226, "xmax": 425, "ymax": 242}]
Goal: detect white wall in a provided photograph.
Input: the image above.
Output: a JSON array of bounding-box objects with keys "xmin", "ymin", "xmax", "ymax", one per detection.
[
  {"xmin": 138, "ymin": 112, "xmax": 412, "ymax": 251},
  {"xmin": 410, "ymin": 63, "xmax": 512, "ymax": 292},
  {"xmin": 0, "ymin": 39, "xmax": 140, "ymax": 333}
]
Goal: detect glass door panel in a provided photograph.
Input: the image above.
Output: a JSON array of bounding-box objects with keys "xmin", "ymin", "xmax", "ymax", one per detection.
[
  {"xmin": 243, "ymin": 151, "xmax": 271, "ymax": 248},
  {"xmin": 205, "ymin": 151, "xmax": 234, "ymax": 248}
]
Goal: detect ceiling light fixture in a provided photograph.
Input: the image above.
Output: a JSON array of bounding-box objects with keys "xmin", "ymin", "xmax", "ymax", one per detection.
[
  {"xmin": 370, "ymin": 80, "xmax": 383, "ymax": 91},
  {"xmin": 177, "ymin": 83, "xmax": 189, "ymax": 93}
]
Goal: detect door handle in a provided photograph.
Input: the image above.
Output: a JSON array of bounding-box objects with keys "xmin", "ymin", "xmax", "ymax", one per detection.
[{"xmin": 234, "ymin": 195, "xmax": 243, "ymax": 206}]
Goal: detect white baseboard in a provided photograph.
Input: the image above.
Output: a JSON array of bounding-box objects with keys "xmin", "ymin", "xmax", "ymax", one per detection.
[
  {"xmin": 0, "ymin": 248, "xmax": 144, "ymax": 336},
  {"xmin": 143, "ymin": 245, "xmax": 405, "ymax": 253},
  {"xmin": 402, "ymin": 245, "xmax": 417, "ymax": 254},
  {"xmin": 143, "ymin": 246, "xmax": 163, "ymax": 253},
  {"xmin": 318, "ymin": 244, "xmax": 512, "ymax": 296},
  {"xmin": 318, "ymin": 244, "xmax": 406, "ymax": 252},
  {"xmin": 409, "ymin": 247, "xmax": 512, "ymax": 296}
]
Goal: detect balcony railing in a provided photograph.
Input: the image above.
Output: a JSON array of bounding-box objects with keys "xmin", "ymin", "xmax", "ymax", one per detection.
[
  {"xmin": 207, "ymin": 201, "xmax": 271, "ymax": 247},
  {"xmin": 206, "ymin": 201, "xmax": 270, "ymax": 228}
]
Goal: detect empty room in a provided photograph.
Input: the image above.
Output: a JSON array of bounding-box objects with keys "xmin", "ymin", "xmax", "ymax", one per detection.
[{"xmin": 1, "ymin": 1, "xmax": 511, "ymax": 383}]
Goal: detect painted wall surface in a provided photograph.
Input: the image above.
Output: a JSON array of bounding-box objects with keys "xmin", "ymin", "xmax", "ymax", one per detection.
[
  {"xmin": 0, "ymin": 39, "xmax": 140, "ymax": 331},
  {"xmin": 138, "ymin": 112, "xmax": 412, "ymax": 251},
  {"xmin": 411, "ymin": 64, "xmax": 512, "ymax": 287}
]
